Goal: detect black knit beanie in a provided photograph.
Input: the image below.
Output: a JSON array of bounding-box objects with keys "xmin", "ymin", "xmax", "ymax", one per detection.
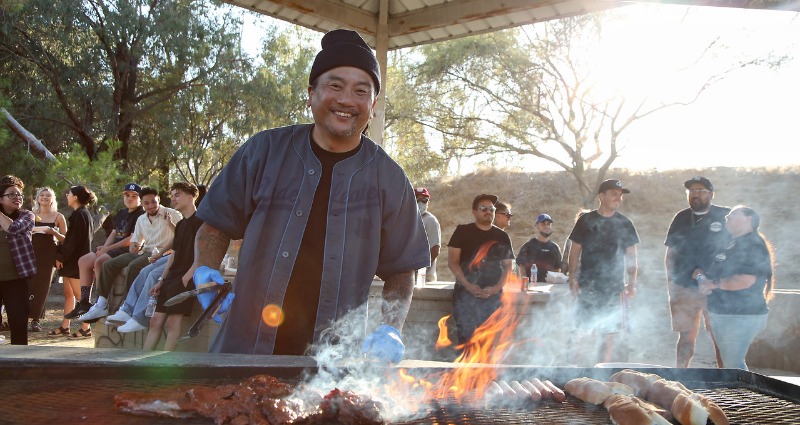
[{"xmin": 308, "ymin": 29, "xmax": 381, "ymax": 94}]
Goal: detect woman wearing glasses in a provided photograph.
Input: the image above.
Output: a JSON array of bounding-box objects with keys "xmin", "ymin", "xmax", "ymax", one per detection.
[
  {"xmin": 695, "ymin": 206, "xmax": 774, "ymax": 370},
  {"xmin": 28, "ymin": 187, "xmax": 67, "ymax": 332},
  {"xmin": 0, "ymin": 175, "xmax": 37, "ymax": 345},
  {"xmin": 51, "ymin": 185, "xmax": 96, "ymax": 338}
]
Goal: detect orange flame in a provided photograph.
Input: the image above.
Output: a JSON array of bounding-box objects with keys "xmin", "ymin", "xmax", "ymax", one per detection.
[
  {"xmin": 426, "ymin": 288, "xmax": 522, "ymax": 402},
  {"xmin": 467, "ymin": 241, "xmax": 497, "ymax": 272},
  {"xmin": 387, "ymin": 270, "xmax": 527, "ymax": 407},
  {"xmin": 435, "ymin": 314, "xmax": 452, "ymax": 350}
]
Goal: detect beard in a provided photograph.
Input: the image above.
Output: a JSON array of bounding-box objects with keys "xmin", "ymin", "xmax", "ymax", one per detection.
[
  {"xmin": 690, "ymin": 198, "xmax": 710, "ymax": 212},
  {"xmin": 539, "ymin": 230, "xmax": 552, "ymax": 238}
]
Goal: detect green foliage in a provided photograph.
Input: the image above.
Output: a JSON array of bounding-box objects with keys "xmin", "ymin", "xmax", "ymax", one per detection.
[{"xmin": 43, "ymin": 140, "xmax": 126, "ymax": 212}]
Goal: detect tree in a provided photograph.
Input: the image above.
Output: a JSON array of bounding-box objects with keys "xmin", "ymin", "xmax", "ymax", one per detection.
[
  {"xmin": 166, "ymin": 25, "xmax": 315, "ymax": 186},
  {"xmin": 407, "ymin": 12, "xmax": 784, "ymax": 207},
  {"xmin": 0, "ymin": 0, "xmax": 245, "ymax": 171}
]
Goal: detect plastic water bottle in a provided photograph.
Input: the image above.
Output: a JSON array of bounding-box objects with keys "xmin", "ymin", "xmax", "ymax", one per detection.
[
  {"xmin": 530, "ymin": 264, "xmax": 538, "ymax": 284},
  {"xmin": 148, "ymin": 246, "xmax": 160, "ymax": 263},
  {"xmin": 145, "ymin": 295, "xmax": 158, "ymax": 317}
]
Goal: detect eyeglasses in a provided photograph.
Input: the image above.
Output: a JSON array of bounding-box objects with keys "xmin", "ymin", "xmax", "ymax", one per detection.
[
  {"xmin": 2, "ymin": 193, "xmax": 23, "ymax": 199},
  {"xmin": 497, "ymin": 212, "xmax": 513, "ymax": 217},
  {"xmin": 417, "ymin": 198, "xmax": 429, "ymax": 204},
  {"xmin": 478, "ymin": 205, "xmax": 496, "ymax": 213},
  {"xmin": 686, "ymin": 189, "xmax": 711, "ymax": 195}
]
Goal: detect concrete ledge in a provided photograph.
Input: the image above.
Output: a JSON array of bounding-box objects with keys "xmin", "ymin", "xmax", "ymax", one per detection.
[{"xmin": 92, "ymin": 266, "xmax": 218, "ymax": 352}]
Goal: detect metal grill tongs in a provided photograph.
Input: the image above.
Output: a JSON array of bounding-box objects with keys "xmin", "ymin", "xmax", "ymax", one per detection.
[{"xmin": 164, "ymin": 280, "xmax": 232, "ymax": 342}]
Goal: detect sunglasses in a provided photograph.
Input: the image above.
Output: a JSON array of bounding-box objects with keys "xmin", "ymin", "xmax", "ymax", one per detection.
[
  {"xmin": 417, "ymin": 198, "xmax": 429, "ymax": 203},
  {"xmin": 497, "ymin": 212, "xmax": 513, "ymax": 217},
  {"xmin": 2, "ymin": 193, "xmax": 23, "ymax": 199},
  {"xmin": 478, "ymin": 205, "xmax": 496, "ymax": 213}
]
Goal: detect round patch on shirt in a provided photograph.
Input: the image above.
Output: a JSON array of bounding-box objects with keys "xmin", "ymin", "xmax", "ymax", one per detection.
[
  {"xmin": 709, "ymin": 221, "xmax": 724, "ymax": 232},
  {"xmin": 715, "ymin": 253, "xmax": 727, "ymax": 262}
]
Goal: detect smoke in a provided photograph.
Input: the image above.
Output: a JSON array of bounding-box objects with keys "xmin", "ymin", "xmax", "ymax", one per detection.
[{"xmin": 288, "ymin": 300, "xmax": 427, "ymax": 421}]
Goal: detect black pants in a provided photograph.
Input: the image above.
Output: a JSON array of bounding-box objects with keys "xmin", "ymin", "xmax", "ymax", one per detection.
[{"xmin": 0, "ymin": 277, "xmax": 29, "ymax": 345}]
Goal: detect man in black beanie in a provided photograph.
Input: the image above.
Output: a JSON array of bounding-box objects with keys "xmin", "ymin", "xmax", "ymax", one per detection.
[{"xmin": 190, "ymin": 29, "xmax": 429, "ymax": 364}]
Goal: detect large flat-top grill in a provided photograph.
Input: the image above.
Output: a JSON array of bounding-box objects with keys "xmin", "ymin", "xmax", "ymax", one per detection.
[{"xmin": 1, "ymin": 347, "xmax": 799, "ymax": 424}]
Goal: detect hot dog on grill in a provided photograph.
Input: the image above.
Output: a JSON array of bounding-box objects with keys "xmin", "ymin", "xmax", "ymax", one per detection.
[
  {"xmin": 520, "ymin": 380, "xmax": 542, "ymax": 401},
  {"xmin": 542, "ymin": 380, "xmax": 566, "ymax": 402}
]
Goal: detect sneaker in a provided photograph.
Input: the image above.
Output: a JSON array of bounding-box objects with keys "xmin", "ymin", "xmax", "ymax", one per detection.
[
  {"xmin": 105, "ymin": 310, "xmax": 132, "ymax": 326},
  {"xmin": 78, "ymin": 303, "xmax": 109, "ymax": 322},
  {"xmin": 117, "ymin": 319, "xmax": 146, "ymax": 333},
  {"xmin": 64, "ymin": 302, "xmax": 92, "ymax": 319}
]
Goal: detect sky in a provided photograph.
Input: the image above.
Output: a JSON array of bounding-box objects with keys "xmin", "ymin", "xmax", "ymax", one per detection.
[
  {"xmin": 597, "ymin": 5, "xmax": 800, "ymax": 171},
  {"xmin": 237, "ymin": 4, "xmax": 800, "ymax": 172}
]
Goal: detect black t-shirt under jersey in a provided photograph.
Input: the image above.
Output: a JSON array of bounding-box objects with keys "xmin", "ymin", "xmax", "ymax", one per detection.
[{"xmin": 274, "ymin": 138, "xmax": 361, "ymax": 356}]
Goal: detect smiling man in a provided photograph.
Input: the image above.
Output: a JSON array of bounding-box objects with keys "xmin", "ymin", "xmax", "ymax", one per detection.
[{"xmin": 191, "ymin": 29, "xmax": 429, "ymax": 362}]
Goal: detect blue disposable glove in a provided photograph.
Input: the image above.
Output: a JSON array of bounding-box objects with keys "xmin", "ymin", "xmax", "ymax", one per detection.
[
  {"xmin": 362, "ymin": 324, "xmax": 405, "ymax": 363},
  {"xmin": 193, "ymin": 265, "xmax": 235, "ymax": 324}
]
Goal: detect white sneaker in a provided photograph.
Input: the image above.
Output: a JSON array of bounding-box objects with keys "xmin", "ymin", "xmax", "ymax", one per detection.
[
  {"xmin": 117, "ymin": 319, "xmax": 146, "ymax": 333},
  {"xmin": 105, "ymin": 310, "xmax": 132, "ymax": 326},
  {"xmin": 78, "ymin": 304, "xmax": 109, "ymax": 322}
]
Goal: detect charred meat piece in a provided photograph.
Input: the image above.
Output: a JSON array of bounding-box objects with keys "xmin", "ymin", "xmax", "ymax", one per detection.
[
  {"xmin": 296, "ymin": 388, "xmax": 383, "ymax": 425},
  {"xmin": 116, "ymin": 375, "xmax": 384, "ymax": 425}
]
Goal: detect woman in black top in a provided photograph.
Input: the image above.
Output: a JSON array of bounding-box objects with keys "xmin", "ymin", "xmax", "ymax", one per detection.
[
  {"xmin": 696, "ymin": 206, "xmax": 773, "ymax": 370},
  {"xmin": 51, "ymin": 186, "xmax": 96, "ymax": 338}
]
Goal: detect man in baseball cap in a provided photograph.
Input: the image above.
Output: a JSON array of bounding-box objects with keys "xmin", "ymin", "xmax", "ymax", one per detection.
[
  {"xmin": 448, "ymin": 193, "xmax": 513, "ymax": 345},
  {"xmin": 415, "ymin": 187, "xmax": 440, "ymax": 283},
  {"xmin": 666, "ymin": 176, "xmax": 730, "ymax": 367},
  {"xmin": 517, "ymin": 213, "xmax": 562, "ymax": 283},
  {"xmin": 567, "ymin": 178, "xmax": 639, "ymax": 365}
]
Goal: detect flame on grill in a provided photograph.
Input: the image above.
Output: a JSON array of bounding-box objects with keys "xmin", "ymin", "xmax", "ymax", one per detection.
[{"xmin": 394, "ymin": 269, "xmax": 526, "ymax": 404}]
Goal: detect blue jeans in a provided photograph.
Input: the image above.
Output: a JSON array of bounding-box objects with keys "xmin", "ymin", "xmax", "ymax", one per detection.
[
  {"xmin": 119, "ymin": 255, "xmax": 169, "ymax": 323},
  {"xmin": 708, "ymin": 312, "xmax": 768, "ymax": 370}
]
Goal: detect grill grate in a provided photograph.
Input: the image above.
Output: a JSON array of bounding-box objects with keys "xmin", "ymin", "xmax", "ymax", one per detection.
[{"xmin": 2, "ymin": 377, "xmax": 800, "ymax": 424}]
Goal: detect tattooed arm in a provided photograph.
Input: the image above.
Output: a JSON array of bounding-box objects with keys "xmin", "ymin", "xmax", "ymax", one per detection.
[{"xmin": 192, "ymin": 223, "xmax": 231, "ymax": 271}]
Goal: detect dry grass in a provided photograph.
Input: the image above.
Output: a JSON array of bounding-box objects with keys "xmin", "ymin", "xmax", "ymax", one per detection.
[{"xmin": 422, "ymin": 166, "xmax": 800, "ymax": 290}]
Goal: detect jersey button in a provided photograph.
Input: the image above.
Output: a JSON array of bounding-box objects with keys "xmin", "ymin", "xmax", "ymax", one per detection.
[
  {"xmin": 281, "ymin": 251, "xmax": 289, "ymax": 258},
  {"xmin": 308, "ymin": 169, "xmax": 315, "ymax": 175}
]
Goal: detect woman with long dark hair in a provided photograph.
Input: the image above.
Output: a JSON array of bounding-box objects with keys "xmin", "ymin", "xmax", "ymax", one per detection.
[
  {"xmin": 696, "ymin": 205, "xmax": 774, "ymax": 370},
  {"xmin": 28, "ymin": 187, "xmax": 67, "ymax": 332},
  {"xmin": 0, "ymin": 175, "xmax": 37, "ymax": 345},
  {"xmin": 51, "ymin": 185, "xmax": 96, "ymax": 338}
]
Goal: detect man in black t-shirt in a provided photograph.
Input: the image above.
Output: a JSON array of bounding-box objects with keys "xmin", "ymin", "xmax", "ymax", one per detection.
[
  {"xmin": 68, "ymin": 183, "xmax": 144, "ymax": 319},
  {"xmin": 568, "ymin": 179, "xmax": 639, "ymax": 365},
  {"xmin": 665, "ymin": 176, "xmax": 730, "ymax": 368},
  {"xmin": 143, "ymin": 182, "xmax": 203, "ymax": 351},
  {"xmin": 516, "ymin": 213, "xmax": 562, "ymax": 283},
  {"xmin": 448, "ymin": 194, "xmax": 514, "ymax": 345}
]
